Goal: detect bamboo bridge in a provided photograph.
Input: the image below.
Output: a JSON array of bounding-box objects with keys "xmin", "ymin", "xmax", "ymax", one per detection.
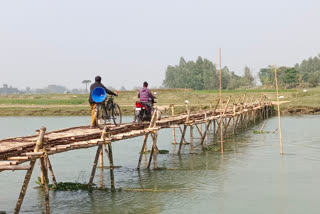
[{"xmin": 0, "ymin": 97, "xmax": 273, "ymax": 214}]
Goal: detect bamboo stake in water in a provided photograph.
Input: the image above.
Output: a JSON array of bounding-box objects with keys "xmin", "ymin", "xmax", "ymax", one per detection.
[
  {"xmin": 219, "ymin": 48, "xmax": 223, "ymax": 154},
  {"xmin": 274, "ymin": 65, "xmax": 283, "ymax": 154},
  {"xmin": 170, "ymin": 104, "xmax": 176, "ymax": 144}
]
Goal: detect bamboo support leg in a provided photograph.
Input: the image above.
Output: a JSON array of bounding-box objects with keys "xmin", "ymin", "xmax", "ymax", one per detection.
[
  {"xmin": 213, "ymin": 120, "xmax": 216, "ymax": 138},
  {"xmin": 40, "ymin": 160, "xmax": 45, "ymax": 186},
  {"xmin": 234, "ymin": 115, "xmax": 240, "ymax": 130},
  {"xmin": 246, "ymin": 112, "xmax": 249, "ymax": 125},
  {"xmin": 194, "ymin": 124, "xmax": 203, "ymax": 138},
  {"xmin": 40, "ymin": 157, "xmax": 50, "ymax": 214},
  {"xmin": 232, "ymin": 117, "xmax": 235, "ymax": 134},
  {"xmin": 47, "ymin": 157, "xmax": 57, "ymax": 187},
  {"xmin": 200, "ymin": 121, "xmax": 211, "ymax": 145},
  {"xmin": 99, "ymin": 168, "xmax": 104, "ymax": 188},
  {"xmin": 148, "ymin": 133, "xmax": 158, "ymax": 169},
  {"xmin": 88, "ymin": 145, "xmax": 102, "ymax": 186},
  {"xmin": 137, "ymin": 134, "xmax": 149, "ymax": 169},
  {"xmin": 178, "ymin": 125, "xmax": 188, "ymax": 144},
  {"xmin": 172, "ymin": 127, "xmax": 176, "ymax": 144},
  {"xmin": 215, "ymin": 118, "xmax": 223, "ymax": 136},
  {"xmin": 107, "ymin": 143, "xmax": 115, "ymax": 191},
  {"xmin": 103, "ymin": 144, "xmax": 111, "ymax": 163},
  {"xmin": 223, "ymin": 118, "xmax": 232, "ymax": 135},
  {"xmin": 178, "ymin": 126, "xmax": 187, "ymax": 155},
  {"xmin": 14, "ymin": 159, "xmax": 36, "ymax": 214},
  {"xmin": 205, "ymin": 122, "xmax": 208, "ymax": 144},
  {"xmin": 147, "ymin": 134, "xmax": 156, "ymax": 168},
  {"xmin": 190, "ymin": 125, "xmax": 193, "ymax": 145},
  {"xmin": 154, "ymin": 134, "xmax": 158, "ymax": 167},
  {"xmin": 99, "ymin": 148, "xmax": 103, "ymax": 167}
]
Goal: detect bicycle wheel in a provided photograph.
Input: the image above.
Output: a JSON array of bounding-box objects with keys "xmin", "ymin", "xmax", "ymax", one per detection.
[{"xmin": 112, "ymin": 103, "xmax": 122, "ymax": 126}]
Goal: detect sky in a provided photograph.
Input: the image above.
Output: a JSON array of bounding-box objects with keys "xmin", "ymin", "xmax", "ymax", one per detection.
[{"xmin": 0, "ymin": 0, "xmax": 320, "ymax": 90}]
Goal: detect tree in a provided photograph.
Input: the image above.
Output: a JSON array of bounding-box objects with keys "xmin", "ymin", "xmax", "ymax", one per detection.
[
  {"xmin": 82, "ymin": 80, "xmax": 91, "ymax": 92},
  {"xmin": 163, "ymin": 57, "xmax": 256, "ymax": 90},
  {"xmin": 258, "ymin": 66, "xmax": 274, "ymax": 88},
  {"xmin": 242, "ymin": 66, "xmax": 255, "ymax": 88}
]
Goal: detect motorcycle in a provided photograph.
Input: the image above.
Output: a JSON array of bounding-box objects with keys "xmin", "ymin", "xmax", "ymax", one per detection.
[{"xmin": 134, "ymin": 93, "xmax": 157, "ymax": 123}]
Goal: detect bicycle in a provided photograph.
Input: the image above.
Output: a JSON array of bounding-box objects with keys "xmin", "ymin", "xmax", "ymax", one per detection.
[{"xmin": 94, "ymin": 95, "xmax": 122, "ymax": 128}]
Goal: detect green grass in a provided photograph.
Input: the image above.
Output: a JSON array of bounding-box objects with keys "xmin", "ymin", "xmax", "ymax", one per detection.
[
  {"xmin": 0, "ymin": 87, "xmax": 319, "ymax": 116},
  {"xmin": 0, "ymin": 94, "xmax": 88, "ymax": 105}
]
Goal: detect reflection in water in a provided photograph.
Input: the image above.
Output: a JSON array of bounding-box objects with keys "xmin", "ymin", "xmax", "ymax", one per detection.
[
  {"xmin": 99, "ymin": 168, "xmax": 104, "ymax": 188},
  {"xmin": 275, "ymin": 156, "xmax": 287, "ymax": 214},
  {"xmin": 1, "ymin": 116, "xmax": 320, "ymax": 213}
]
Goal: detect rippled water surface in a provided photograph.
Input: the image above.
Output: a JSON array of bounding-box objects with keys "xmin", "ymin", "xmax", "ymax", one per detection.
[{"xmin": 1, "ymin": 115, "xmax": 320, "ymax": 214}]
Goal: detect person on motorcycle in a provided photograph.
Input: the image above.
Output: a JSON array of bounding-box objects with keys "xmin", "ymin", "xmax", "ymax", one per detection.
[
  {"xmin": 138, "ymin": 81, "xmax": 155, "ymax": 115},
  {"xmin": 88, "ymin": 76, "xmax": 117, "ymax": 128}
]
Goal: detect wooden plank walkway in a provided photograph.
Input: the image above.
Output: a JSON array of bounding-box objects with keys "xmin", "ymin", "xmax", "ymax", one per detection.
[
  {"xmin": 0, "ymin": 100, "xmax": 271, "ymax": 162},
  {"xmin": 0, "ymin": 98, "xmax": 273, "ymax": 214}
]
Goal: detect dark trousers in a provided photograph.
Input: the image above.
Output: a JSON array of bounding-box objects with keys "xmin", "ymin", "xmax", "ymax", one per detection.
[{"xmin": 141, "ymin": 102, "xmax": 153, "ymax": 115}]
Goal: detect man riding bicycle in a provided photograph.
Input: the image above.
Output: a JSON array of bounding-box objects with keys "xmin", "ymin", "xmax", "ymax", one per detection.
[{"xmin": 88, "ymin": 76, "xmax": 117, "ymax": 128}]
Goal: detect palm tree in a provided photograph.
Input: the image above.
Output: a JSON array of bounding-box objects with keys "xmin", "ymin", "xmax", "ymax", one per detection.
[{"xmin": 82, "ymin": 80, "xmax": 91, "ymax": 92}]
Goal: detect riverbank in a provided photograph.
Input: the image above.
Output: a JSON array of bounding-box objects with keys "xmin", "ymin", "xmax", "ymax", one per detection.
[{"xmin": 0, "ymin": 87, "xmax": 319, "ymax": 116}]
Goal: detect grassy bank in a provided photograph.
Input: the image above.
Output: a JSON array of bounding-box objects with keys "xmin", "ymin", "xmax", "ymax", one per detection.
[{"xmin": 0, "ymin": 87, "xmax": 319, "ymax": 116}]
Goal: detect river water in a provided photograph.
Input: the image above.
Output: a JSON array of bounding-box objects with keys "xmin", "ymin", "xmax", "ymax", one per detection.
[{"xmin": 0, "ymin": 115, "xmax": 320, "ymax": 214}]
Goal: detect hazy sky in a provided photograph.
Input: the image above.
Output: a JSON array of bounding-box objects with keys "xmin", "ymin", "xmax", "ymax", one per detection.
[{"xmin": 1, "ymin": 0, "xmax": 320, "ymax": 90}]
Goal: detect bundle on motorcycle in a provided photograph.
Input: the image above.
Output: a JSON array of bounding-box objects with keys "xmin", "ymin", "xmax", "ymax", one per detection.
[{"xmin": 92, "ymin": 87, "xmax": 122, "ymax": 128}]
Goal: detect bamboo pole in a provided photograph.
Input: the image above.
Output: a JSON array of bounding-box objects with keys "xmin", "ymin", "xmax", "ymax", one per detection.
[
  {"xmin": 170, "ymin": 104, "xmax": 176, "ymax": 144},
  {"xmin": 34, "ymin": 127, "xmax": 46, "ymax": 152},
  {"xmin": 46, "ymin": 157, "xmax": 57, "ymax": 187},
  {"xmin": 274, "ymin": 65, "xmax": 283, "ymax": 154},
  {"xmin": 103, "ymin": 144, "xmax": 111, "ymax": 165},
  {"xmin": 219, "ymin": 48, "xmax": 223, "ymax": 154},
  {"xmin": 88, "ymin": 145, "xmax": 102, "ymax": 186},
  {"xmin": 40, "ymin": 156, "xmax": 50, "ymax": 213},
  {"xmin": 148, "ymin": 133, "xmax": 158, "ymax": 169},
  {"xmin": 194, "ymin": 124, "xmax": 203, "ymax": 138},
  {"xmin": 213, "ymin": 98, "xmax": 221, "ymax": 115},
  {"xmin": 200, "ymin": 121, "xmax": 211, "ymax": 145},
  {"xmin": 213, "ymin": 119, "xmax": 216, "ymax": 139},
  {"xmin": 0, "ymin": 165, "xmax": 31, "ymax": 171},
  {"xmin": 99, "ymin": 148, "xmax": 103, "ymax": 167},
  {"xmin": 137, "ymin": 134, "xmax": 149, "ymax": 169},
  {"xmin": 178, "ymin": 125, "xmax": 188, "ymax": 144},
  {"xmin": 14, "ymin": 159, "xmax": 36, "ymax": 214},
  {"xmin": 107, "ymin": 142, "xmax": 115, "ymax": 191},
  {"xmin": 178, "ymin": 125, "xmax": 187, "ymax": 154},
  {"xmin": 199, "ymin": 105, "xmax": 202, "ymax": 135},
  {"xmin": 98, "ymin": 126, "xmax": 109, "ymax": 168},
  {"xmin": 223, "ymin": 118, "xmax": 232, "ymax": 135},
  {"xmin": 34, "ymin": 127, "xmax": 46, "ymax": 186},
  {"xmin": 147, "ymin": 134, "xmax": 155, "ymax": 168},
  {"xmin": 185, "ymin": 103, "xmax": 190, "ymax": 122},
  {"xmin": 214, "ymin": 95, "xmax": 230, "ymax": 137},
  {"xmin": 190, "ymin": 125, "xmax": 193, "ymax": 145}
]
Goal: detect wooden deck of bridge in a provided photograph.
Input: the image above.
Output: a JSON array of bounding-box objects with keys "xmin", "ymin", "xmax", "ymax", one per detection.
[{"xmin": 0, "ymin": 98, "xmax": 273, "ymax": 214}]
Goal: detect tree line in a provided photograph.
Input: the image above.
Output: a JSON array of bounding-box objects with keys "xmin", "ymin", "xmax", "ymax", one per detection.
[
  {"xmin": 259, "ymin": 54, "xmax": 320, "ymax": 88},
  {"xmin": 163, "ymin": 54, "xmax": 320, "ymax": 90},
  {"xmin": 163, "ymin": 57, "xmax": 255, "ymax": 90}
]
